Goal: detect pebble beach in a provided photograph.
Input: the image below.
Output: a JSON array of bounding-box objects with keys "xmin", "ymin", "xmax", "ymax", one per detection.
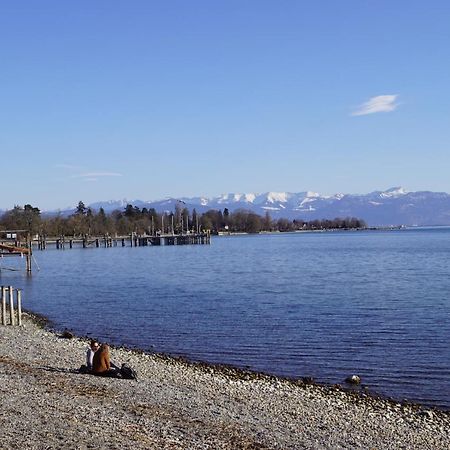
[{"xmin": 0, "ymin": 313, "xmax": 449, "ymax": 449}]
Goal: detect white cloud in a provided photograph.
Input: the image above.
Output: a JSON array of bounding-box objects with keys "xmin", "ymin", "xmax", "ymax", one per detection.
[
  {"xmin": 54, "ymin": 164, "xmax": 83, "ymax": 170},
  {"xmin": 56, "ymin": 165, "xmax": 123, "ymax": 179},
  {"xmin": 352, "ymin": 95, "xmax": 399, "ymax": 116},
  {"xmin": 72, "ymin": 172, "xmax": 123, "ymax": 178}
]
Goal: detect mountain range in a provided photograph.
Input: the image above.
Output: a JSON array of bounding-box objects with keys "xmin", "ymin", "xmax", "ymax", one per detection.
[{"xmin": 83, "ymin": 187, "xmax": 450, "ymax": 227}]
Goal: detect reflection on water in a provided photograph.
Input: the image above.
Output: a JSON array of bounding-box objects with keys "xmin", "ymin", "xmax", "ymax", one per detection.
[{"xmin": 2, "ymin": 228, "xmax": 450, "ymax": 409}]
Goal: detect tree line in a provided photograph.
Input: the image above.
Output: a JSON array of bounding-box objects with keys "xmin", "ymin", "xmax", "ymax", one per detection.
[{"xmin": 0, "ymin": 201, "xmax": 367, "ymax": 238}]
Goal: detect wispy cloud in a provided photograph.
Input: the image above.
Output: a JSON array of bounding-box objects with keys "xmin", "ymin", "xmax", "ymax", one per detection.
[
  {"xmin": 54, "ymin": 165, "xmax": 123, "ymax": 184},
  {"xmin": 54, "ymin": 163, "xmax": 84, "ymax": 170},
  {"xmin": 352, "ymin": 95, "xmax": 399, "ymax": 116},
  {"xmin": 71, "ymin": 172, "xmax": 123, "ymax": 179},
  {"xmin": 55, "ymin": 164, "xmax": 123, "ymax": 183}
]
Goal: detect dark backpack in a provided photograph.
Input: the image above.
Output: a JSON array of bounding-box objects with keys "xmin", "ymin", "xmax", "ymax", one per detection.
[{"xmin": 120, "ymin": 363, "xmax": 138, "ymax": 380}]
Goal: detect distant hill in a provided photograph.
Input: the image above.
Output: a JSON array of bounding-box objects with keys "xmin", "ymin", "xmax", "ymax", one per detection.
[
  {"xmin": 77, "ymin": 187, "xmax": 450, "ymax": 226},
  {"xmin": 41, "ymin": 187, "xmax": 450, "ymax": 226}
]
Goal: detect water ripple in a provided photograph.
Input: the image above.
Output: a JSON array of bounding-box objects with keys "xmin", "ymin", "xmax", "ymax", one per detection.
[{"xmin": 2, "ymin": 229, "xmax": 450, "ymax": 408}]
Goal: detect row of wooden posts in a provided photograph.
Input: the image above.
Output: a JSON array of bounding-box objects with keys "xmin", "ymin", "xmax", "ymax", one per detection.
[
  {"xmin": 1, "ymin": 231, "xmax": 211, "ymax": 273},
  {"xmin": 1, "ymin": 286, "xmax": 22, "ymax": 326},
  {"xmin": 36, "ymin": 231, "xmax": 211, "ymax": 250}
]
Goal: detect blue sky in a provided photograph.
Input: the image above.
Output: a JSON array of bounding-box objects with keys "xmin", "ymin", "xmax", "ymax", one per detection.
[{"xmin": 1, "ymin": 1, "xmax": 450, "ymax": 210}]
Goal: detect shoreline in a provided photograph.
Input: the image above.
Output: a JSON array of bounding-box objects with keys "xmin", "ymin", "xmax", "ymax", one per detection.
[
  {"xmin": 217, "ymin": 226, "xmax": 404, "ymax": 236},
  {"xmin": 0, "ymin": 313, "xmax": 449, "ymax": 448},
  {"xmin": 26, "ymin": 308, "xmax": 448, "ymax": 414}
]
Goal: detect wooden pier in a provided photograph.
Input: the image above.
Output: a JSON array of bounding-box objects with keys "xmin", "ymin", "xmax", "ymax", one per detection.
[
  {"xmin": 34, "ymin": 231, "xmax": 211, "ymax": 250},
  {"xmin": 0, "ymin": 231, "xmax": 32, "ymax": 273},
  {"xmin": 0, "ymin": 230, "xmax": 211, "ymax": 273}
]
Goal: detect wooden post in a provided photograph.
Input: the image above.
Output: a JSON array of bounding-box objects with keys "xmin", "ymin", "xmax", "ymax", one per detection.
[
  {"xmin": 1, "ymin": 287, "xmax": 6, "ymax": 326},
  {"xmin": 9, "ymin": 286, "xmax": 15, "ymax": 326},
  {"xmin": 24, "ymin": 233, "xmax": 32, "ymax": 273},
  {"xmin": 17, "ymin": 289, "xmax": 22, "ymax": 326}
]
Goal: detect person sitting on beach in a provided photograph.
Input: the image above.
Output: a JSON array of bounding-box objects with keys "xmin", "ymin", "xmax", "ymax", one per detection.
[
  {"xmin": 92, "ymin": 344, "xmax": 121, "ymax": 378},
  {"xmin": 86, "ymin": 340, "xmax": 99, "ymax": 371}
]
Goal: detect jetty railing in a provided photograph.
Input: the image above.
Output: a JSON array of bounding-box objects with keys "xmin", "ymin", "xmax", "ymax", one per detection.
[
  {"xmin": 1, "ymin": 286, "xmax": 22, "ymax": 326},
  {"xmin": 0, "ymin": 231, "xmax": 211, "ymax": 273},
  {"xmin": 34, "ymin": 230, "xmax": 211, "ymax": 250}
]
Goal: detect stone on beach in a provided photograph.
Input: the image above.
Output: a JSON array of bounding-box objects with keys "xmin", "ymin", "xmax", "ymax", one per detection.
[
  {"xmin": 61, "ymin": 329, "xmax": 74, "ymax": 339},
  {"xmin": 345, "ymin": 374, "xmax": 362, "ymax": 385}
]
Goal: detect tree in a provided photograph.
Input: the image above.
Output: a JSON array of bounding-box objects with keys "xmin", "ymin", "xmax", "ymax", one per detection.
[
  {"xmin": 76, "ymin": 201, "xmax": 87, "ymax": 215},
  {"xmin": 124, "ymin": 204, "xmax": 140, "ymax": 218},
  {"xmin": 201, "ymin": 210, "xmax": 224, "ymax": 233},
  {"xmin": 263, "ymin": 211, "xmax": 272, "ymax": 231},
  {"xmin": 200, "ymin": 214, "xmax": 213, "ymax": 231},
  {"xmin": 245, "ymin": 212, "xmax": 262, "ymax": 233},
  {"xmin": 0, "ymin": 204, "xmax": 41, "ymax": 236},
  {"xmin": 23, "ymin": 204, "xmax": 41, "ymax": 234},
  {"xmin": 277, "ymin": 218, "xmax": 292, "ymax": 232},
  {"xmin": 0, "ymin": 202, "xmax": 367, "ymax": 236},
  {"xmin": 44, "ymin": 213, "xmax": 67, "ymax": 237}
]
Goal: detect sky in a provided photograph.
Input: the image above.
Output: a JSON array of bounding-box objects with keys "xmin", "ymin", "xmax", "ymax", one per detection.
[{"xmin": 1, "ymin": 1, "xmax": 450, "ymax": 210}]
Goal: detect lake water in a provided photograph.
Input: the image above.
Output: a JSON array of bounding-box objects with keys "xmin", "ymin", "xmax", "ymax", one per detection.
[{"xmin": 2, "ymin": 229, "xmax": 450, "ymax": 409}]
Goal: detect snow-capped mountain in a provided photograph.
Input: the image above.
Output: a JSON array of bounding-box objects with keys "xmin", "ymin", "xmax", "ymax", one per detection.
[{"xmin": 81, "ymin": 187, "xmax": 450, "ymax": 226}]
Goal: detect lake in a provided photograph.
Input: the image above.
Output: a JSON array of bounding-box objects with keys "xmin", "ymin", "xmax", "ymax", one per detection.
[{"xmin": 2, "ymin": 228, "xmax": 450, "ymax": 409}]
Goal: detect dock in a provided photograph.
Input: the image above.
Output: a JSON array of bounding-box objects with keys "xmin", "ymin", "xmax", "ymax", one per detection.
[
  {"xmin": 0, "ymin": 231, "xmax": 211, "ymax": 273},
  {"xmin": 34, "ymin": 231, "xmax": 211, "ymax": 250}
]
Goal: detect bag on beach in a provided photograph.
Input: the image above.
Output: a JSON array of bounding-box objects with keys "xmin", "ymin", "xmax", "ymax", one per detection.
[
  {"xmin": 79, "ymin": 364, "xmax": 90, "ymax": 374},
  {"xmin": 120, "ymin": 363, "xmax": 138, "ymax": 380}
]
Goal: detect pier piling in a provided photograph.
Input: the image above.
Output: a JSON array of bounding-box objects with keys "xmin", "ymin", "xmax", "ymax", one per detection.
[
  {"xmin": 17, "ymin": 290, "xmax": 22, "ymax": 326},
  {"xmin": 9, "ymin": 286, "xmax": 14, "ymax": 326},
  {"xmin": 1, "ymin": 287, "xmax": 6, "ymax": 326},
  {"xmin": 0, "ymin": 286, "xmax": 23, "ymax": 326}
]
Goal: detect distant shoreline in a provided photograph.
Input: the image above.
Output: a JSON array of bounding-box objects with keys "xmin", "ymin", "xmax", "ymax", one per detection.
[{"xmin": 217, "ymin": 225, "xmax": 405, "ymax": 236}]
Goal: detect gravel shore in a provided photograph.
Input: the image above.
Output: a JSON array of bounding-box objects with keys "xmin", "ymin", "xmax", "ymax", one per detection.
[{"xmin": 0, "ymin": 314, "xmax": 449, "ymax": 449}]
